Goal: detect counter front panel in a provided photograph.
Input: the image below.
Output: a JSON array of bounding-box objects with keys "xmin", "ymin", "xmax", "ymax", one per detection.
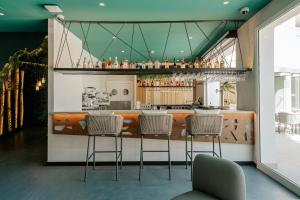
[{"xmin": 51, "ymin": 110, "xmax": 255, "ymax": 144}]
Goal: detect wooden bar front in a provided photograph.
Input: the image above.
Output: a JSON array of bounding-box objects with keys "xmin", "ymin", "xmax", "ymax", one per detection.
[{"xmin": 51, "ymin": 111, "xmax": 255, "ymax": 144}]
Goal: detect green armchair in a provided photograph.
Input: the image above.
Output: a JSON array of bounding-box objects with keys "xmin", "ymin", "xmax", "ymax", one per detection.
[{"xmin": 172, "ymin": 154, "xmax": 246, "ymax": 200}]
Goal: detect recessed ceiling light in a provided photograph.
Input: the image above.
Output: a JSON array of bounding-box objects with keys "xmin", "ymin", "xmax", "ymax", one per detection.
[
  {"xmin": 150, "ymin": 50, "xmax": 155, "ymax": 54},
  {"xmin": 180, "ymin": 50, "xmax": 184, "ymax": 53},
  {"xmin": 44, "ymin": 4, "xmax": 63, "ymax": 13},
  {"xmin": 112, "ymin": 36, "xmax": 116, "ymax": 39},
  {"xmin": 121, "ymin": 50, "xmax": 125, "ymax": 53},
  {"xmin": 99, "ymin": 2, "xmax": 105, "ymax": 7},
  {"xmin": 223, "ymin": 1, "xmax": 229, "ymax": 5},
  {"xmin": 189, "ymin": 36, "xmax": 193, "ymax": 40},
  {"xmin": 0, "ymin": 12, "xmax": 4, "ymax": 16}
]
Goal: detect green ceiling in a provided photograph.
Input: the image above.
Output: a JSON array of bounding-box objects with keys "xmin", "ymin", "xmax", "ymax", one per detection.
[{"xmin": 0, "ymin": 0, "xmax": 271, "ymax": 62}]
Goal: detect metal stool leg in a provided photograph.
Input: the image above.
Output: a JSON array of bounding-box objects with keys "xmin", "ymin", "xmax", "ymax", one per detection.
[
  {"xmin": 139, "ymin": 135, "xmax": 143, "ymax": 181},
  {"xmin": 218, "ymin": 136, "xmax": 222, "ymax": 158},
  {"xmin": 84, "ymin": 136, "xmax": 90, "ymax": 182},
  {"xmin": 115, "ymin": 136, "xmax": 118, "ymax": 181},
  {"xmin": 93, "ymin": 136, "xmax": 96, "ymax": 170},
  {"xmin": 168, "ymin": 135, "xmax": 171, "ymax": 180},
  {"xmin": 190, "ymin": 135, "xmax": 193, "ymax": 180},
  {"xmin": 185, "ymin": 132, "xmax": 188, "ymax": 169},
  {"xmin": 120, "ymin": 133, "xmax": 123, "ymax": 169},
  {"xmin": 212, "ymin": 136, "xmax": 215, "ymax": 157}
]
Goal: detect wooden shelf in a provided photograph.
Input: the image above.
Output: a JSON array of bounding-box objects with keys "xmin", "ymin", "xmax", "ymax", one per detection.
[{"xmin": 53, "ymin": 67, "xmax": 252, "ymax": 75}]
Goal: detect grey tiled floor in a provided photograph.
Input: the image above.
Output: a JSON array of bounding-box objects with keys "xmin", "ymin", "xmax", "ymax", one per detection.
[{"xmin": 0, "ymin": 128, "xmax": 298, "ymax": 200}]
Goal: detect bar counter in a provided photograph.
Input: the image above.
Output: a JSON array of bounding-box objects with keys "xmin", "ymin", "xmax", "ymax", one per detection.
[{"xmin": 51, "ymin": 110, "xmax": 255, "ymax": 145}]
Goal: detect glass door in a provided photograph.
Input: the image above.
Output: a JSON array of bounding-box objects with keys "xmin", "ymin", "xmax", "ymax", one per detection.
[{"xmin": 258, "ymin": 4, "xmax": 300, "ymax": 195}]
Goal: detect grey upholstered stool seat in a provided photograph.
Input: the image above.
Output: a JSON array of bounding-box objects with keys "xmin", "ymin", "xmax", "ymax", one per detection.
[
  {"xmin": 138, "ymin": 114, "xmax": 173, "ymax": 180},
  {"xmin": 172, "ymin": 154, "xmax": 246, "ymax": 200},
  {"xmin": 185, "ymin": 114, "xmax": 224, "ymax": 179},
  {"xmin": 84, "ymin": 114, "xmax": 123, "ymax": 182}
]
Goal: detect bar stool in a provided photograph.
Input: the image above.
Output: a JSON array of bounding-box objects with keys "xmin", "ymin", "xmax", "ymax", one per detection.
[
  {"xmin": 185, "ymin": 114, "xmax": 224, "ymax": 179},
  {"xmin": 84, "ymin": 114, "xmax": 123, "ymax": 182},
  {"xmin": 138, "ymin": 114, "xmax": 173, "ymax": 180}
]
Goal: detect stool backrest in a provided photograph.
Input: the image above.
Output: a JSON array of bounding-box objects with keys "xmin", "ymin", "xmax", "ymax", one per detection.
[
  {"xmin": 193, "ymin": 154, "xmax": 246, "ymax": 200},
  {"xmin": 139, "ymin": 114, "xmax": 173, "ymax": 135},
  {"xmin": 88, "ymin": 114, "xmax": 123, "ymax": 135},
  {"xmin": 186, "ymin": 114, "xmax": 223, "ymax": 135}
]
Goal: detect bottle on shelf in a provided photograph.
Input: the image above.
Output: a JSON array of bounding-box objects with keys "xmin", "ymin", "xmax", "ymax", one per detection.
[
  {"xmin": 180, "ymin": 58, "xmax": 185, "ymax": 69},
  {"xmin": 220, "ymin": 57, "xmax": 225, "ymax": 68},
  {"xmin": 207, "ymin": 59, "xmax": 212, "ymax": 68},
  {"xmin": 194, "ymin": 57, "xmax": 199, "ymax": 68},
  {"xmin": 135, "ymin": 62, "xmax": 140, "ymax": 69},
  {"xmin": 107, "ymin": 57, "xmax": 112, "ymax": 68},
  {"xmin": 173, "ymin": 58, "xmax": 177, "ymax": 69},
  {"xmin": 95, "ymin": 61, "xmax": 100, "ymax": 68},
  {"xmin": 188, "ymin": 61, "xmax": 193, "ymax": 69},
  {"xmin": 199, "ymin": 59, "xmax": 204, "ymax": 68},
  {"xmin": 214, "ymin": 59, "xmax": 220, "ymax": 68},
  {"xmin": 141, "ymin": 61, "xmax": 146, "ymax": 69},
  {"xmin": 154, "ymin": 60, "xmax": 160, "ymax": 69},
  {"xmin": 147, "ymin": 60, "xmax": 154, "ymax": 69},
  {"xmin": 83, "ymin": 57, "xmax": 87, "ymax": 68},
  {"xmin": 120, "ymin": 59, "xmax": 123, "ymax": 69},
  {"xmin": 102, "ymin": 59, "xmax": 106, "ymax": 69},
  {"xmin": 113, "ymin": 57, "xmax": 119, "ymax": 69},
  {"xmin": 164, "ymin": 57, "xmax": 169, "ymax": 69},
  {"xmin": 123, "ymin": 59, "xmax": 129, "ymax": 69}
]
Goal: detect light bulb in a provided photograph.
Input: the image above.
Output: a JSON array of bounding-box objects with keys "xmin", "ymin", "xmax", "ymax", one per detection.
[
  {"xmin": 38, "ymin": 80, "xmax": 42, "ymax": 87},
  {"xmin": 35, "ymin": 85, "xmax": 39, "ymax": 91},
  {"xmin": 41, "ymin": 77, "xmax": 46, "ymax": 84}
]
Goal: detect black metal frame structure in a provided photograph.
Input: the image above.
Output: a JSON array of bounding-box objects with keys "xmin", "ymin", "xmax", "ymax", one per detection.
[
  {"xmin": 185, "ymin": 133, "xmax": 222, "ymax": 180},
  {"xmin": 139, "ymin": 135, "xmax": 171, "ymax": 181},
  {"xmin": 84, "ymin": 134, "xmax": 123, "ymax": 182}
]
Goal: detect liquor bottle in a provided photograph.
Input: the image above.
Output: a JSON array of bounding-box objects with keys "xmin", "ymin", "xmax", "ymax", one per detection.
[
  {"xmin": 199, "ymin": 59, "xmax": 204, "ymax": 68},
  {"xmin": 107, "ymin": 57, "xmax": 112, "ymax": 68},
  {"xmin": 141, "ymin": 61, "xmax": 146, "ymax": 69},
  {"xmin": 154, "ymin": 60, "xmax": 160, "ymax": 69},
  {"xmin": 164, "ymin": 57, "xmax": 169, "ymax": 69},
  {"xmin": 102, "ymin": 59, "xmax": 106, "ymax": 69},
  {"xmin": 173, "ymin": 58, "xmax": 177, "ymax": 69},
  {"xmin": 207, "ymin": 59, "xmax": 212, "ymax": 68},
  {"xmin": 214, "ymin": 59, "xmax": 219, "ymax": 68},
  {"xmin": 147, "ymin": 60, "xmax": 154, "ymax": 69},
  {"xmin": 123, "ymin": 59, "xmax": 129, "ymax": 69},
  {"xmin": 220, "ymin": 57, "xmax": 225, "ymax": 68},
  {"xmin": 136, "ymin": 62, "xmax": 140, "ymax": 69},
  {"xmin": 83, "ymin": 57, "xmax": 87, "ymax": 68},
  {"xmin": 95, "ymin": 61, "xmax": 100, "ymax": 68},
  {"xmin": 188, "ymin": 62, "xmax": 193, "ymax": 69},
  {"xmin": 120, "ymin": 59, "xmax": 123, "ymax": 69},
  {"xmin": 194, "ymin": 57, "xmax": 199, "ymax": 68},
  {"xmin": 180, "ymin": 58, "xmax": 185, "ymax": 69},
  {"xmin": 113, "ymin": 57, "xmax": 119, "ymax": 68}
]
